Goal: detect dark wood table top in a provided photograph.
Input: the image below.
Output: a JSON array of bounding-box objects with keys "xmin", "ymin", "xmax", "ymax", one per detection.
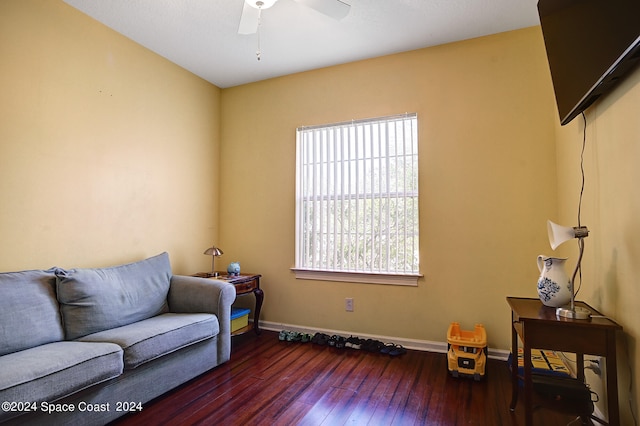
[{"xmin": 506, "ymin": 297, "xmax": 621, "ymax": 330}]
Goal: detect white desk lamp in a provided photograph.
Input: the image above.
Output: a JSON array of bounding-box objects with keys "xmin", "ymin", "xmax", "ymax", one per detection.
[{"xmin": 547, "ymin": 220, "xmax": 591, "ymax": 319}]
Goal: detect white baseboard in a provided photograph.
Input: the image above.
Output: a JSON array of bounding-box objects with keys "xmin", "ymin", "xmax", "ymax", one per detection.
[{"xmin": 256, "ymin": 320, "xmax": 510, "ymax": 361}]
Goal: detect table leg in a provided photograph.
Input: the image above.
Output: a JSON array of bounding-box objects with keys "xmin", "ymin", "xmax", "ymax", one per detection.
[
  {"xmin": 252, "ymin": 287, "xmax": 264, "ymax": 335},
  {"xmin": 576, "ymin": 353, "xmax": 590, "ymax": 424},
  {"xmin": 576, "ymin": 353, "xmax": 585, "ymax": 382},
  {"xmin": 524, "ymin": 343, "xmax": 533, "ymax": 426},
  {"xmin": 510, "ymin": 315, "xmax": 519, "ymax": 411}
]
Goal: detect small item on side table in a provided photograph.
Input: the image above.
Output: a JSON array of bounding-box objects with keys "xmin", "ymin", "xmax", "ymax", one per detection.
[
  {"xmin": 227, "ymin": 262, "xmax": 241, "ymax": 276},
  {"xmin": 536, "ymin": 255, "xmax": 571, "ymax": 308}
]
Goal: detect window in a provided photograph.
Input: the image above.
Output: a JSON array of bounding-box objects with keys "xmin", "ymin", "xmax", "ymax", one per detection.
[{"xmin": 294, "ymin": 113, "xmax": 421, "ymax": 286}]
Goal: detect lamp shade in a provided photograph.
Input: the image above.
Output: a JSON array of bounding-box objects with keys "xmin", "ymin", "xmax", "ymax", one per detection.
[
  {"xmin": 203, "ymin": 245, "xmax": 223, "ymax": 276},
  {"xmin": 204, "ymin": 246, "xmax": 223, "ymax": 256},
  {"xmin": 547, "ymin": 221, "xmax": 575, "ymax": 250}
]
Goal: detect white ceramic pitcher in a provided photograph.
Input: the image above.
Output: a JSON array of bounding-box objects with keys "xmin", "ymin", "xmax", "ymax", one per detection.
[{"xmin": 536, "ymin": 255, "xmax": 572, "ymax": 307}]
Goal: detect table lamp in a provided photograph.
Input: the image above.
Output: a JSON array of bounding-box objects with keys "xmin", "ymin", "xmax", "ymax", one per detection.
[
  {"xmin": 203, "ymin": 245, "xmax": 223, "ymax": 277},
  {"xmin": 547, "ymin": 220, "xmax": 591, "ymax": 319}
]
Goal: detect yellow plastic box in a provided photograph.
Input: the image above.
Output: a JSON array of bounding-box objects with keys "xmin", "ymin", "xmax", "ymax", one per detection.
[
  {"xmin": 447, "ymin": 322, "xmax": 487, "ymax": 381},
  {"xmin": 231, "ymin": 307, "xmax": 250, "ymax": 333}
]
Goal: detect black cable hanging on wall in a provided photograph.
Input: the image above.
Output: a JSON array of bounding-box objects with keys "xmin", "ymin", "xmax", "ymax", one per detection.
[{"xmin": 574, "ymin": 112, "xmax": 587, "ymax": 298}]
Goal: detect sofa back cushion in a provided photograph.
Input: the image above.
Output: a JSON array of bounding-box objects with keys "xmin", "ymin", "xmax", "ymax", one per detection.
[
  {"xmin": 56, "ymin": 253, "xmax": 172, "ymax": 339},
  {"xmin": 0, "ymin": 269, "xmax": 65, "ymax": 355}
]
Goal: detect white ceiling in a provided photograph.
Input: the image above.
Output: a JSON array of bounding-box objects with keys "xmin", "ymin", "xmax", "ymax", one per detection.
[{"xmin": 63, "ymin": 0, "xmax": 541, "ymax": 88}]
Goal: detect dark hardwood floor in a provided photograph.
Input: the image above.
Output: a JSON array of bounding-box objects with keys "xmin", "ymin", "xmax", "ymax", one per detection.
[{"xmin": 111, "ymin": 331, "xmax": 587, "ymax": 426}]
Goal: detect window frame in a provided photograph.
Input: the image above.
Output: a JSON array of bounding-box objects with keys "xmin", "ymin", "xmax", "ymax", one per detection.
[{"xmin": 292, "ymin": 113, "xmax": 422, "ymax": 286}]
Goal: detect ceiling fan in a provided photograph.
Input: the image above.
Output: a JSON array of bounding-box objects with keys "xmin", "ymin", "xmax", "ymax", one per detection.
[{"xmin": 238, "ymin": 0, "xmax": 351, "ymax": 35}]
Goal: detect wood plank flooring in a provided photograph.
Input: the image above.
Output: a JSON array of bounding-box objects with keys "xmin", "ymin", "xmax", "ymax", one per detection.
[{"xmin": 111, "ymin": 331, "xmax": 586, "ymax": 426}]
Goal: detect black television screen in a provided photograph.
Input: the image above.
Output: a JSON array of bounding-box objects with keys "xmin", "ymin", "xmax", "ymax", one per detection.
[{"xmin": 538, "ymin": 0, "xmax": 640, "ymax": 125}]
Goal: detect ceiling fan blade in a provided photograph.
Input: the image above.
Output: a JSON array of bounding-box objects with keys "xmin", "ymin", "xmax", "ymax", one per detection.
[
  {"xmin": 295, "ymin": 0, "xmax": 351, "ymax": 20},
  {"xmin": 238, "ymin": 1, "xmax": 260, "ymax": 34}
]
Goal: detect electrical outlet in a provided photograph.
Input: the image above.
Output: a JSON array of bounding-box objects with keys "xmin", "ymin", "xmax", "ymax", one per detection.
[{"xmin": 345, "ymin": 298, "xmax": 354, "ymax": 312}]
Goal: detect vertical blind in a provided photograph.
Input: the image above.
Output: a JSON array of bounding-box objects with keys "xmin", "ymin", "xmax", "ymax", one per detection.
[{"xmin": 295, "ymin": 113, "xmax": 419, "ymax": 275}]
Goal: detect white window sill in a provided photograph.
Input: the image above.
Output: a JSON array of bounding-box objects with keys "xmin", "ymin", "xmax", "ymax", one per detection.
[{"xmin": 291, "ymin": 268, "xmax": 423, "ymax": 286}]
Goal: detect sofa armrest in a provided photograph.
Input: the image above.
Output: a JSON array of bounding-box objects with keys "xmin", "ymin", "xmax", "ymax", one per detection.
[
  {"xmin": 168, "ymin": 275, "xmax": 236, "ymax": 315},
  {"xmin": 168, "ymin": 275, "xmax": 236, "ymax": 363}
]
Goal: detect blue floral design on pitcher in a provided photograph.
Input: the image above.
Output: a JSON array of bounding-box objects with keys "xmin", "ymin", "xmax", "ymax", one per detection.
[{"xmin": 537, "ymin": 277, "xmax": 560, "ymax": 303}]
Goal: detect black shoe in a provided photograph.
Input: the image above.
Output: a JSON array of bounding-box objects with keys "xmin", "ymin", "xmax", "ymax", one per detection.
[
  {"xmin": 363, "ymin": 339, "xmax": 384, "ymax": 352},
  {"xmin": 346, "ymin": 336, "xmax": 363, "ymax": 349},
  {"xmin": 328, "ymin": 335, "xmax": 339, "ymax": 347},
  {"xmin": 312, "ymin": 332, "xmax": 330, "ymax": 345}
]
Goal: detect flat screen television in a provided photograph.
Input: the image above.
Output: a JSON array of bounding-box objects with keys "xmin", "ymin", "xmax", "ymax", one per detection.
[{"xmin": 537, "ymin": 0, "xmax": 640, "ymax": 125}]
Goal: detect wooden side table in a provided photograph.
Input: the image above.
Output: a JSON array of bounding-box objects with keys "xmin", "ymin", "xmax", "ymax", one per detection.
[
  {"xmin": 507, "ymin": 297, "xmax": 622, "ymax": 426},
  {"xmin": 194, "ymin": 272, "xmax": 263, "ymax": 335}
]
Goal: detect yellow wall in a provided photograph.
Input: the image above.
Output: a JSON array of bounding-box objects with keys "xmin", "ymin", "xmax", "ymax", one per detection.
[
  {"xmin": 0, "ymin": 0, "xmax": 221, "ymax": 274},
  {"xmin": 554, "ymin": 66, "xmax": 640, "ymax": 424},
  {"xmin": 6, "ymin": 0, "xmax": 636, "ymax": 420},
  {"xmin": 220, "ymin": 27, "xmax": 558, "ymax": 350}
]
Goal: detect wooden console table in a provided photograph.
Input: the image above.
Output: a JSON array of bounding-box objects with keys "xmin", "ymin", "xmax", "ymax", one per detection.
[
  {"xmin": 194, "ymin": 272, "xmax": 263, "ymax": 335},
  {"xmin": 507, "ymin": 297, "xmax": 622, "ymax": 425}
]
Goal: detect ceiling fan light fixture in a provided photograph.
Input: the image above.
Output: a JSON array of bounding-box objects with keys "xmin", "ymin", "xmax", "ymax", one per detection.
[{"xmin": 246, "ymin": 0, "xmax": 278, "ymax": 9}]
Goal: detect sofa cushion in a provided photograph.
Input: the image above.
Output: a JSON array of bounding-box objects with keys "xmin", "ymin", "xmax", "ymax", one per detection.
[
  {"xmin": 78, "ymin": 313, "xmax": 219, "ymax": 369},
  {"xmin": 0, "ymin": 269, "xmax": 64, "ymax": 356},
  {"xmin": 0, "ymin": 341, "xmax": 123, "ymax": 413},
  {"xmin": 56, "ymin": 253, "xmax": 172, "ymax": 339}
]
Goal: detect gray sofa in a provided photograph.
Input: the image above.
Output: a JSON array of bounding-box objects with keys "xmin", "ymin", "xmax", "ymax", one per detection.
[{"xmin": 0, "ymin": 252, "xmax": 236, "ymax": 425}]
